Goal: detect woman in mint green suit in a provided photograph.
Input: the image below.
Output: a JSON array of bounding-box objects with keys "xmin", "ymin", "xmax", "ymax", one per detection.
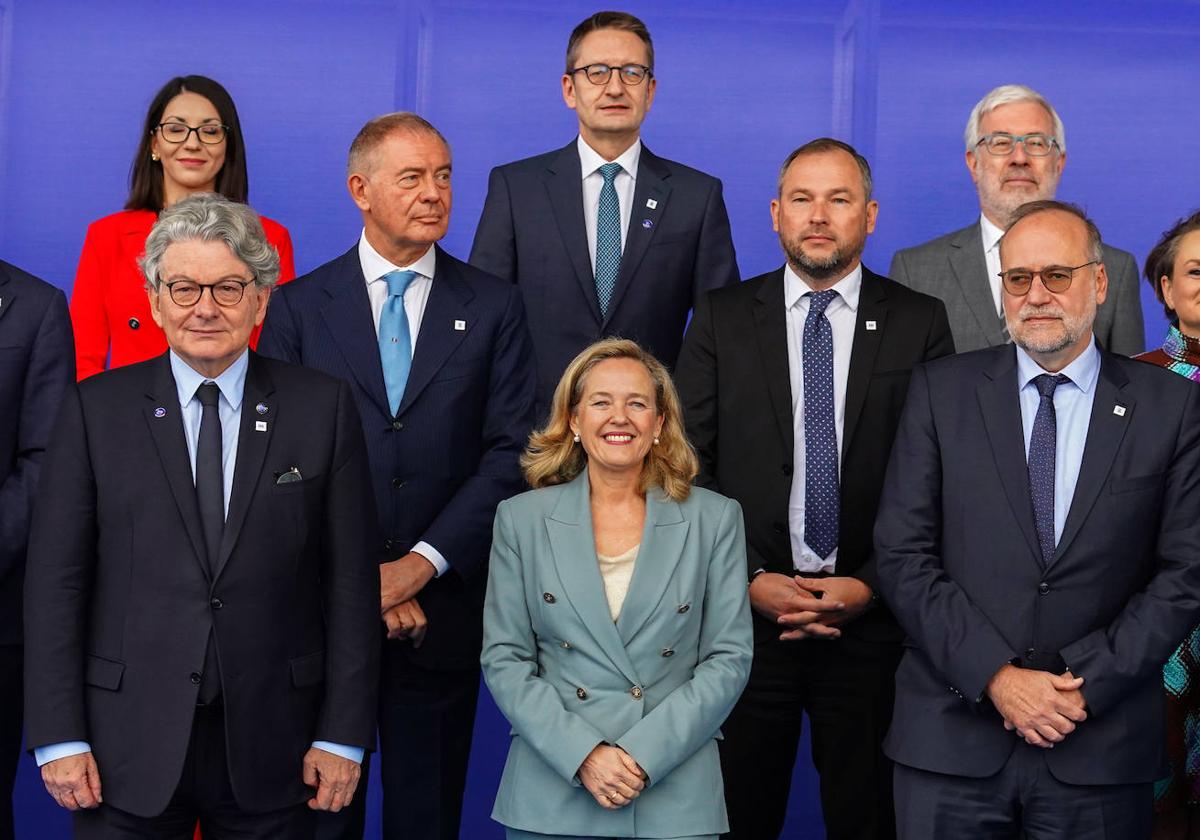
[{"xmin": 482, "ymin": 339, "xmax": 753, "ymax": 840}]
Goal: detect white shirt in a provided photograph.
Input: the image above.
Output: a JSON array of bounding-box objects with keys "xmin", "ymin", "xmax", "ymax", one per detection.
[
  {"xmin": 357, "ymin": 230, "xmax": 449, "ymax": 578},
  {"xmin": 980, "ymin": 215, "xmax": 1005, "ymax": 318},
  {"xmin": 578, "ymin": 135, "xmax": 640, "ymax": 272},
  {"xmin": 784, "ymin": 263, "xmax": 862, "ymax": 573}
]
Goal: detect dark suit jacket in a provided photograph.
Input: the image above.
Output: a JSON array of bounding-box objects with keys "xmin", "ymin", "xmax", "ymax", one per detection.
[
  {"xmin": 470, "ymin": 140, "xmax": 739, "ymax": 413},
  {"xmin": 0, "ymin": 260, "xmax": 73, "ymax": 645},
  {"xmin": 24, "ymin": 352, "xmax": 380, "ymax": 817},
  {"xmin": 674, "ymin": 266, "xmax": 955, "ymax": 643},
  {"xmin": 875, "ymin": 344, "xmax": 1200, "ymax": 784},
  {"xmin": 257, "ymin": 245, "xmax": 536, "ymax": 669},
  {"xmin": 890, "ymin": 222, "xmax": 1144, "ymax": 355}
]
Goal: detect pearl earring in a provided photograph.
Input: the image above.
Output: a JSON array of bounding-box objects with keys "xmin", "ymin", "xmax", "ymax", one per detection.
[
  {"xmin": 573, "ymin": 433, "xmax": 580, "ymax": 443},
  {"xmin": 151, "ymin": 153, "xmax": 159, "ymax": 162},
  {"xmin": 653, "ymin": 437, "xmax": 660, "ymax": 445}
]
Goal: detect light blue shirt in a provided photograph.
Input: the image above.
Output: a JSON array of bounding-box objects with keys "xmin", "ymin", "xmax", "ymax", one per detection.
[
  {"xmin": 36, "ymin": 351, "xmax": 362, "ymax": 766},
  {"xmin": 1015, "ymin": 339, "xmax": 1101, "ymax": 545}
]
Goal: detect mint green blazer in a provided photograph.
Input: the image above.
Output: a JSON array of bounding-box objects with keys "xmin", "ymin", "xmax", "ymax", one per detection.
[{"xmin": 482, "ymin": 469, "xmax": 753, "ymax": 837}]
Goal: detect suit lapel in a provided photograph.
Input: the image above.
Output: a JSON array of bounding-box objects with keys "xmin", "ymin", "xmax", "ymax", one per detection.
[
  {"xmin": 319, "ymin": 247, "xmax": 391, "ymax": 417},
  {"xmin": 752, "ymin": 270, "xmax": 795, "ymax": 455},
  {"xmin": 615, "ymin": 489, "xmax": 689, "ymax": 645},
  {"xmin": 546, "ymin": 472, "xmax": 642, "ymax": 687},
  {"xmin": 1050, "ymin": 355, "xmax": 1132, "ymax": 566},
  {"xmin": 143, "ymin": 354, "xmax": 209, "ymax": 578},
  {"xmin": 604, "ymin": 147, "xmax": 671, "ymax": 329},
  {"xmin": 544, "ymin": 143, "xmax": 602, "ymax": 325},
  {"xmin": 976, "ymin": 346, "xmax": 1043, "ymax": 565},
  {"xmin": 0, "ymin": 274, "xmax": 13, "ymax": 326},
  {"xmin": 397, "ymin": 248, "xmax": 473, "ymax": 416},
  {"xmin": 842, "ymin": 269, "xmax": 887, "ymax": 456},
  {"xmin": 949, "ymin": 225, "xmax": 1006, "ymax": 347},
  {"xmin": 214, "ymin": 353, "xmax": 275, "ymax": 581}
]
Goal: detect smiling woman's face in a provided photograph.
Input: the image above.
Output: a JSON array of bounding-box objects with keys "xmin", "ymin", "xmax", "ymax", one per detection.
[
  {"xmin": 570, "ymin": 357, "xmax": 664, "ymax": 480},
  {"xmin": 151, "ymin": 91, "xmax": 226, "ymax": 206}
]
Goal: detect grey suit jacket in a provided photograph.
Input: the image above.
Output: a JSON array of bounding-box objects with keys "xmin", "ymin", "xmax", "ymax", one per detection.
[
  {"xmin": 889, "ymin": 221, "xmax": 1144, "ymax": 355},
  {"xmin": 481, "ymin": 469, "xmax": 752, "ymax": 837}
]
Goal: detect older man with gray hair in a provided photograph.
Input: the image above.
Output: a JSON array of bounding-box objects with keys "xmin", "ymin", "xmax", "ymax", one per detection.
[
  {"xmin": 890, "ymin": 84, "xmax": 1143, "ymax": 355},
  {"xmin": 25, "ymin": 193, "xmax": 380, "ymax": 838}
]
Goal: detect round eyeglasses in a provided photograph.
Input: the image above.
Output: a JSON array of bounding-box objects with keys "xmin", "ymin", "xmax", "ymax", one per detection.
[
  {"xmin": 161, "ymin": 278, "xmax": 254, "ymax": 307},
  {"xmin": 569, "ymin": 63, "xmax": 653, "ymax": 86},
  {"xmin": 998, "ymin": 262, "xmax": 1097, "ymax": 296},
  {"xmin": 976, "ymin": 133, "xmax": 1059, "ymax": 157},
  {"xmin": 155, "ymin": 122, "xmax": 230, "ymax": 145}
]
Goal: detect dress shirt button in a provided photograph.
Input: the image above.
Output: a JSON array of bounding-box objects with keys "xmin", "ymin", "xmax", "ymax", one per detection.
[
  {"xmin": 391, "ymin": 477, "xmax": 406, "ymax": 489},
  {"xmin": 677, "ymin": 603, "xmax": 690, "ymax": 614},
  {"xmin": 1026, "ymin": 648, "xmax": 1037, "ymax": 660},
  {"xmin": 543, "ymin": 592, "xmax": 557, "ymax": 604},
  {"xmin": 560, "ymin": 641, "xmax": 572, "ymax": 650},
  {"xmin": 576, "ymin": 687, "xmax": 587, "ymax": 700},
  {"xmin": 189, "ymin": 672, "xmax": 202, "ymax": 685},
  {"xmin": 392, "ymin": 420, "xmax": 404, "ymax": 431},
  {"xmin": 128, "ymin": 317, "xmax": 140, "ymax": 330},
  {"xmin": 630, "ymin": 685, "xmax": 643, "ymax": 700},
  {"xmin": 210, "ymin": 598, "xmax": 223, "ymax": 609},
  {"xmin": 1038, "ymin": 582, "xmax": 1050, "ymax": 595},
  {"xmin": 781, "ymin": 464, "xmax": 793, "ymax": 476},
  {"xmin": 661, "ymin": 648, "xmax": 674, "ymax": 658}
]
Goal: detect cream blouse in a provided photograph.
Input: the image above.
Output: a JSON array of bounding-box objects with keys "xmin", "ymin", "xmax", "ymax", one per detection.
[{"xmin": 596, "ymin": 543, "xmax": 640, "ymax": 622}]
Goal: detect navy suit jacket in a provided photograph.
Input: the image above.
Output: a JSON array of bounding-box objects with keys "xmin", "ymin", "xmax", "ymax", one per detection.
[
  {"xmin": 0, "ymin": 260, "xmax": 73, "ymax": 644},
  {"xmin": 258, "ymin": 245, "xmax": 536, "ymax": 669},
  {"xmin": 470, "ymin": 140, "xmax": 739, "ymax": 414},
  {"xmin": 875, "ymin": 344, "xmax": 1200, "ymax": 785}
]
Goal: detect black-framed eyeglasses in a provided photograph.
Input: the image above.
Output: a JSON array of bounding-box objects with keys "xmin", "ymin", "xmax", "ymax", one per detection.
[
  {"xmin": 155, "ymin": 122, "xmax": 230, "ymax": 145},
  {"xmin": 976, "ymin": 132, "xmax": 1059, "ymax": 157},
  {"xmin": 569, "ymin": 63, "xmax": 653, "ymax": 86},
  {"xmin": 160, "ymin": 278, "xmax": 254, "ymax": 307},
  {"xmin": 998, "ymin": 261, "xmax": 1097, "ymax": 296}
]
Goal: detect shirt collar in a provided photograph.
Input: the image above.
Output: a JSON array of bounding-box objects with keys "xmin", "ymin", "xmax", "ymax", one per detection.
[
  {"xmin": 358, "ymin": 230, "xmax": 437, "ymax": 285},
  {"xmin": 783, "ymin": 262, "xmax": 863, "ymax": 312},
  {"xmin": 577, "ymin": 135, "xmax": 641, "ymax": 182},
  {"xmin": 980, "ymin": 214, "xmax": 1005, "ymax": 254},
  {"xmin": 170, "ymin": 348, "xmax": 249, "ymax": 411},
  {"xmin": 1015, "ymin": 337, "xmax": 1101, "ymax": 395}
]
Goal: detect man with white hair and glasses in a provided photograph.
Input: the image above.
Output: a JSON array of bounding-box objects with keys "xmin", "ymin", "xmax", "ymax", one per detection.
[{"xmin": 890, "ymin": 84, "xmax": 1143, "ymax": 356}]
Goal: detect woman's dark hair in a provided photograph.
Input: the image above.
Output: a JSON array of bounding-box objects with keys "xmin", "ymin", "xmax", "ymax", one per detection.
[
  {"xmin": 1144, "ymin": 210, "xmax": 1200, "ymax": 323},
  {"xmin": 126, "ymin": 75, "xmax": 249, "ymax": 212}
]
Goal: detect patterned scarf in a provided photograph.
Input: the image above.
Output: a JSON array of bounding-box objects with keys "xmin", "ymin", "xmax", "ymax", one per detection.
[{"xmin": 1160, "ymin": 324, "xmax": 1200, "ymax": 381}]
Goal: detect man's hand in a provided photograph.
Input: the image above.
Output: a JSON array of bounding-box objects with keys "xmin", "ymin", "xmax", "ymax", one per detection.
[
  {"xmin": 302, "ymin": 747, "xmax": 361, "ymax": 812},
  {"xmin": 42, "ymin": 752, "xmax": 102, "ymax": 811},
  {"xmin": 383, "ymin": 599, "xmax": 428, "ymax": 646},
  {"xmin": 577, "ymin": 744, "xmax": 646, "ymax": 810},
  {"xmin": 749, "ymin": 572, "xmax": 842, "ymax": 640},
  {"xmin": 789, "ymin": 577, "xmax": 873, "ymax": 628},
  {"xmin": 380, "ymin": 552, "xmax": 435, "ymax": 612},
  {"xmin": 987, "ymin": 665, "xmax": 1087, "ymax": 748}
]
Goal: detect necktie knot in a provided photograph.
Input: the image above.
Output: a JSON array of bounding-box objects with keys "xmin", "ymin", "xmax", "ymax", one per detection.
[
  {"xmin": 1033, "ymin": 373, "xmax": 1068, "ymax": 400},
  {"xmin": 384, "ymin": 269, "xmax": 417, "ymax": 299},
  {"xmin": 806, "ymin": 289, "xmax": 838, "ymax": 318},
  {"xmin": 599, "ymin": 162, "xmax": 622, "ymax": 184},
  {"xmin": 196, "ymin": 382, "xmax": 220, "ymax": 409}
]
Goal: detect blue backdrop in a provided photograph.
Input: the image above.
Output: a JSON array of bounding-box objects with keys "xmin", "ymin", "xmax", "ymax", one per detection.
[{"xmin": 2, "ymin": 0, "xmax": 1198, "ymax": 836}]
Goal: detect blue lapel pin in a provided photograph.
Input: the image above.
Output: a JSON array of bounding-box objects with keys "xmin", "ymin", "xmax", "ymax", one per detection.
[
  {"xmin": 256, "ymin": 402, "xmax": 268, "ymax": 415},
  {"xmin": 154, "ymin": 407, "xmax": 167, "ymax": 418}
]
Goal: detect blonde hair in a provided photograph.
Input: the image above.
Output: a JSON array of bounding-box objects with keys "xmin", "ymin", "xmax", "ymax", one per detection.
[{"xmin": 522, "ymin": 338, "xmax": 698, "ymax": 501}]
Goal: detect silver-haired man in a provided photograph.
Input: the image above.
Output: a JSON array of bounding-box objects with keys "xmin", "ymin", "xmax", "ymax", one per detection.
[
  {"xmin": 890, "ymin": 84, "xmax": 1143, "ymax": 355},
  {"xmin": 25, "ymin": 193, "xmax": 380, "ymax": 838}
]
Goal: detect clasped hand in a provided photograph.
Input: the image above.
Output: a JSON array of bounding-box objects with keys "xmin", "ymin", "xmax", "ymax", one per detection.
[
  {"xmin": 986, "ymin": 664, "xmax": 1087, "ymax": 748},
  {"xmin": 41, "ymin": 751, "xmax": 102, "ymax": 811},
  {"xmin": 578, "ymin": 744, "xmax": 647, "ymax": 810},
  {"xmin": 749, "ymin": 572, "xmax": 874, "ymax": 640}
]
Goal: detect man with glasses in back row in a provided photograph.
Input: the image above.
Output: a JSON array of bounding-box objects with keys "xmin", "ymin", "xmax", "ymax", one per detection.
[
  {"xmin": 890, "ymin": 84, "xmax": 1144, "ymax": 356},
  {"xmin": 471, "ymin": 10, "xmax": 739, "ymax": 418}
]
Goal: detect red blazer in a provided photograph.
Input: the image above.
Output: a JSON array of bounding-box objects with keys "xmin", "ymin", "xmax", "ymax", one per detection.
[{"xmin": 69, "ymin": 208, "xmax": 296, "ymax": 380}]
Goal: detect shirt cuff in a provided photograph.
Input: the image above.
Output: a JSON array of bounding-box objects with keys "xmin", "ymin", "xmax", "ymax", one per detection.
[
  {"xmin": 35, "ymin": 741, "xmax": 92, "ymax": 767},
  {"xmin": 412, "ymin": 541, "xmax": 448, "ymax": 578},
  {"xmin": 311, "ymin": 741, "xmax": 364, "ymax": 764}
]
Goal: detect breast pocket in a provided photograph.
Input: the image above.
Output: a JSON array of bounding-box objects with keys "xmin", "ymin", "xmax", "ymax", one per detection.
[{"xmin": 1110, "ymin": 472, "xmax": 1165, "ymax": 495}]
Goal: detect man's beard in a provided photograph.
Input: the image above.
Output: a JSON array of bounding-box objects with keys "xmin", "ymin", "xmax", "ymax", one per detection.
[
  {"xmin": 977, "ymin": 166, "xmax": 1058, "ymax": 227},
  {"xmin": 1008, "ymin": 298, "xmax": 1096, "ymax": 356},
  {"xmin": 785, "ymin": 239, "xmax": 860, "ymax": 284}
]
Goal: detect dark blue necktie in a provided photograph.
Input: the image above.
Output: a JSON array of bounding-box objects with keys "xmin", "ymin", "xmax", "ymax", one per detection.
[
  {"xmin": 379, "ymin": 270, "xmax": 417, "ymax": 416},
  {"xmin": 803, "ymin": 289, "xmax": 840, "ymax": 560},
  {"xmin": 1028, "ymin": 373, "xmax": 1067, "ymax": 562},
  {"xmin": 195, "ymin": 381, "xmax": 223, "ymax": 703},
  {"xmin": 595, "ymin": 162, "xmax": 623, "ymax": 318}
]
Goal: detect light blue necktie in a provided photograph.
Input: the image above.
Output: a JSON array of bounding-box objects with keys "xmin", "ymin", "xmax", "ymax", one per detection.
[
  {"xmin": 595, "ymin": 162, "xmax": 623, "ymax": 318},
  {"xmin": 379, "ymin": 269, "xmax": 417, "ymax": 416},
  {"xmin": 803, "ymin": 289, "xmax": 840, "ymax": 560}
]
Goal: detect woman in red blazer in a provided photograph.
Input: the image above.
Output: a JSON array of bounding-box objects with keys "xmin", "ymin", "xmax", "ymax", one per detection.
[{"xmin": 70, "ymin": 75, "xmax": 295, "ymax": 379}]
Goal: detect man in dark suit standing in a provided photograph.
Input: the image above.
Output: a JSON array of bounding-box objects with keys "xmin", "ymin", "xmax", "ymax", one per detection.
[
  {"xmin": 258, "ymin": 113, "xmax": 536, "ymax": 840},
  {"xmin": 25, "ymin": 194, "xmax": 380, "ymax": 837},
  {"xmin": 0, "ymin": 260, "xmax": 73, "ymax": 840},
  {"xmin": 889, "ymin": 84, "xmax": 1143, "ymax": 355},
  {"xmin": 876, "ymin": 200, "xmax": 1200, "ymax": 839},
  {"xmin": 470, "ymin": 10, "xmax": 739, "ymax": 416},
  {"xmin": 675, "ymin": 138, "xmax": 954, "ymax": 839}
]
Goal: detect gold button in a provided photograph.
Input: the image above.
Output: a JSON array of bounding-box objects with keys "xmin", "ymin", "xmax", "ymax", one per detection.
[
  {"xmin": 560, "ymin": 641, "xmax": 572, "ymax": 650},
  {"xmin": 661, "ymin": 648, "xmax": 674, "ymax": 657},
  {"xmin": 677, "ymin": 603, "xmax": 690, "ymax": 614},
  {"xmin": 543, "ymin": 592, "xmax": 556, "ymax": 604},
  {"xmin": 576, "ymin": 687, "xmax": 587, "ymax": 700},
  {"xmin": 630, "ymin": 685, "xmax": 643, "ymax": 699}
]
